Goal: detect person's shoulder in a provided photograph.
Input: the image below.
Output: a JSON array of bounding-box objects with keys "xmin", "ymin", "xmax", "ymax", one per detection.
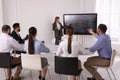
[
  {"xmin": 11, "ymin": 30, "xmax": 16, "ymax": 34},
  {"xmin": 105, "ymin": 34, "xmax": 111, "ymax": 40},
  {"xmin": 100, "ymin": 34, "xmax": 110, "ymax": 41},
  {"xmin": 10, "ymin": 30, "xmax": 16, "ymax": 36},
  {"xmin": 59, "ymin": 39, "xmax": 67, "ymax": 47},
  {"xmin": 9, "ymin": 35, "xmax": 16, "ymax": 41},
  {"xmin": 35, "ymin": 39, "xmax": 40, "ymax": 42},
  {"xmin": 34, "ymin": 39, "xmax": 41, "ymax": 44},
  {"xmin": 104, "ymin": 34, "xmax": 111, "ymax": 39},
  {"xmin": 105, "ymin": 34, "xmax": 110, "ymax": 37}
]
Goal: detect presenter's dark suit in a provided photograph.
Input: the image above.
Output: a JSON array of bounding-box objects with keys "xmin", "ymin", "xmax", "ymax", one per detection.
[
  {"xmin": 53, "ymin": 22, "xmax": 63, "ymax": 45},
  {"xmin": 10, "ymin": 31, "xmax": 24, "ymax": 44}
]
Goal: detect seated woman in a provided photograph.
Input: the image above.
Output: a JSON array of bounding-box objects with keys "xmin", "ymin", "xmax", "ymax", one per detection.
[
  {"xmin": 24, "ymin": 27, "xmax": 50, "ymax": 80},
  {"xmin": 56, "ymin": 26, "xmax": 83, "ymax": 80}
]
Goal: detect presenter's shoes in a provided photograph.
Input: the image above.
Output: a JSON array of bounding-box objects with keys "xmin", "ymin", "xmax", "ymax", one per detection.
[
  {"xmin": 40, "ymin": 77, "xmax": 45, "ymax": 80},
  {"xmin": 87, "ymin": 77, "xmax": 105, "ymax": 80},
  {"xmin": 39, "ymin": 76, "xmax": 45, "ymax": 80},
  {"xmin": 39, "ymin": 76, "xmax": 41, "ymax": 80},
  {"xmin": 55, "ymin": 43, "xmax": 59, "ymax": 45},
  {"xmin": 12, "ymin": 77, "xmax": 21, "ymax": 80},
  {"xmin": 87, "ymin": 77, "xmax": 96, "ymax": 80}
]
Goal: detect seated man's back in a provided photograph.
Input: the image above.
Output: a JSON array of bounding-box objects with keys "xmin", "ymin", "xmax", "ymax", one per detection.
[
  {"xmin": 0, "ymin": 33, "xmax": 23, "ymax": 52},
  {"xmin": 0, "ymin": 25, "xmax": 23, "ymax": 80}
]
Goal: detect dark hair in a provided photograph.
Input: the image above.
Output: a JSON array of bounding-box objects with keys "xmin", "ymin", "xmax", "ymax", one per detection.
[
  {"xmin": 13, "ymin": 23, "xmax": 20, "ymax": 29},
  {"xmin": 2, "ymin": 25, "xmax": 11, "ymax": 33},
  {"xmin": 54, "ymin": 16, "xmax": 59, "ymax": 23},
  {"xmin": 66, "ymin": 26, "xmax": 74, "ymax": 54},
  {"xmin": 28, "ymin": 27, "xmax": 37, "ymax": 54},
  {"xmin": 98, "ymin": 24, "xmax": 107, "ymax": 33}
]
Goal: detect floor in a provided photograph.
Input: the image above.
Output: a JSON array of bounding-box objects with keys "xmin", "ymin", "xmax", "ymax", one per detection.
[{"xmin": 0, "ymin": 44, "xmax": 120, "ymax": 80}]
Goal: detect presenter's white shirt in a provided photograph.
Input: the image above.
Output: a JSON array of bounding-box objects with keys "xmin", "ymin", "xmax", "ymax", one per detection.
[
  {"xmin": 0, "ymin": 33, "xmax": 24, "ymax": 53},
  {"xmin": 56, "ymin": 35, "xmax": 85, "ymax": 57},
  {"xmin": 56, "ymin": 23, "xmax": 61, "ymax": 30}
]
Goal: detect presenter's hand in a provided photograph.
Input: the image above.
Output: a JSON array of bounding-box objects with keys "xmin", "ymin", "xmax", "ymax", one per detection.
[{"xmin": 88, "ymin": 28, "xmax": 96, "ymax": 35}]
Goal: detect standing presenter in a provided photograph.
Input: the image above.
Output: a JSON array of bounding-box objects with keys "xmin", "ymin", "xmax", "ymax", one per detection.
[{"xmin": 52, "ymin": 16, "xmax": 64, "ymax": 45}]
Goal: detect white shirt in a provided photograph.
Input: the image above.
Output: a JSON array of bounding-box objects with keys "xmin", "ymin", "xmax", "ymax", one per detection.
[
  {"xmin": 56, "ymin": 23, "xmax": 61, "ymax": 30},
  {"xmin": 0, "ymin": 33, "xmax": 24, "ymax": 53},
  {"xmin": 56, "ymin": 35, "xmax": 85, "ymax": 57}
]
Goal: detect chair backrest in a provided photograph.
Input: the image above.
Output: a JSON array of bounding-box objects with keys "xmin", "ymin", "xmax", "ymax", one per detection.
[
  {"xmin": 21, "ymin": 53, "xmax": 42, "ymax": 71},
  {"xmin": 55, "ymin": 56, "xmax": 80, "ymax": 76},
  {"xmin": 109, "ymin": 50, "xmax": 117, "ymax": 67},
  {"xmin": 0, "ymin": 52, "xmax": 11, "ymax": 68}
]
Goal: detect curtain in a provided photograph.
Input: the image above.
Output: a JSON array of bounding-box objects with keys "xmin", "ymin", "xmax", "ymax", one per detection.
[{"xmin": 96, "ymin": 0, "xmax": 120, "ymax": 43}]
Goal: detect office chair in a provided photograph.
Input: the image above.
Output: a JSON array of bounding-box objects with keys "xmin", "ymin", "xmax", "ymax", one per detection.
[
  {"xmin": 0, "ymin": 52, "xmax": 21, "ymax": 79},
  {"xmin": 95, "ymin": 50, "xmax": 117, "ymax": 80},
  {"xmin": 21, "ymin": 53, "xmax": 51, "ymax": 80},
  {"xmin": 55, "ymin": 56, "xmax": 82, "ymax": 80}
]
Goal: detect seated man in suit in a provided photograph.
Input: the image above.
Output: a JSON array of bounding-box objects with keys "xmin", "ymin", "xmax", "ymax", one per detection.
[
  {"xmin": 10, "ymin": 23, "xmax": 25, "ymax": 44},
  {"xmin": 0, "ymin": 25, "xmax": 24, "ymax": 80}
]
